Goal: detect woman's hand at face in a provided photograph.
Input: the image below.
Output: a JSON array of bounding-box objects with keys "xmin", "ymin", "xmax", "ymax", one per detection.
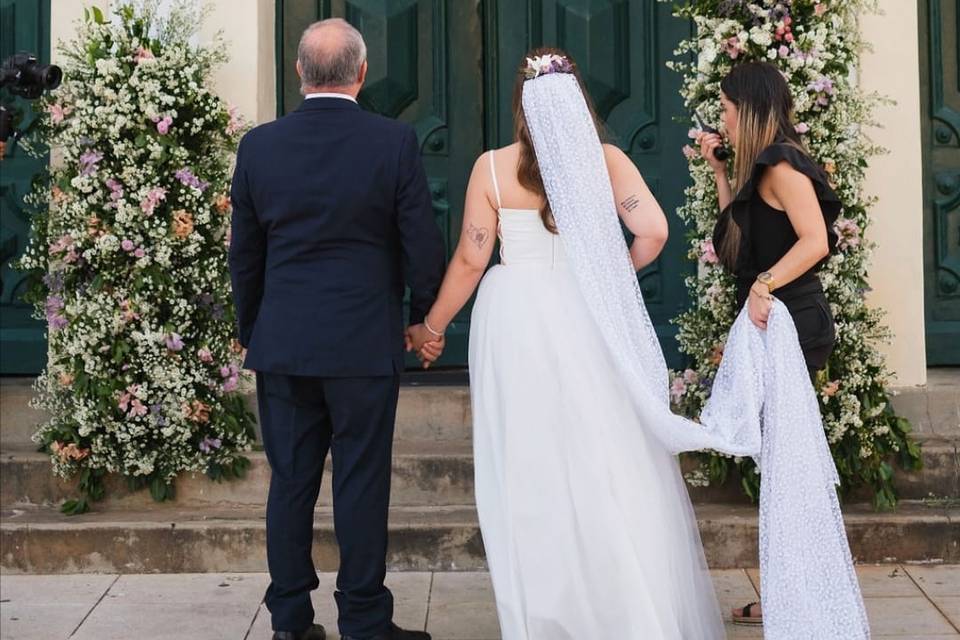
[{"xmin": 697, "ymin": 132, "xmax": 727, "ymax": 173}]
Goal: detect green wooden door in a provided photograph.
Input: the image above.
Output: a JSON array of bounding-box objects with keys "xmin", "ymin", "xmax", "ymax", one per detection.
[
  {"xmin": 278, "ymin": 0, "xmax": 485, "ymax": 367},
  {"xmin": 920, "ymin": 0, "xmax": 960, "ymax": 365},
  {"xmin": 487, "ymin": 0, "xmax": 692, "ymax": 366},
  {"xmin": 279, "ymin": 0, "xmax": 692, "ymax": 367},
  {"xmin": 0, "ymin": 0, "xmax": 51, "ymax": 374}
]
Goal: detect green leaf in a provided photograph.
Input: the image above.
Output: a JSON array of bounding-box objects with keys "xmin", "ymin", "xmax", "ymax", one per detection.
[
  {"xmin": 61, "ymin": 498, "xmax": 90, "ymax": 515},
  {"xmin": 91, "ymin": 6, "xmax": 105, "ymax": 24}
]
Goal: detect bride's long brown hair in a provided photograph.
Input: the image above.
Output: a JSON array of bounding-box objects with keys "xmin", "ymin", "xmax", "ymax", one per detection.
[{"xmin": 512, "ymin": 47, "xmax": 607, "ymax": 233}]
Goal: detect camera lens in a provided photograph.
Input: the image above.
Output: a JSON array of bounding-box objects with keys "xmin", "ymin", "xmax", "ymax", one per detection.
[{"xmin": 40, "ymin": 64, "xmax": 63, "ymax": 90}]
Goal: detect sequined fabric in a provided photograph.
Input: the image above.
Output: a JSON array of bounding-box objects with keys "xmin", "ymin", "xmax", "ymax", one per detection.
[{"xmin": 522, "ymin": 73, "xmax": 869, "ymax": 639}]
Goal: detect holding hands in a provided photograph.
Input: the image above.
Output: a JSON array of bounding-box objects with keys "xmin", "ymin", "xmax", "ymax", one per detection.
[{"xmin": 406, "ymin": 321, "xmax": 445, "ymax": 369}]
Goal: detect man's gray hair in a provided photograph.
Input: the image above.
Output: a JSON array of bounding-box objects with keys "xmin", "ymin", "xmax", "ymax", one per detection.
[{"xmin": 298, "ymin": 18, "xmax": 367, "ymax": 91}]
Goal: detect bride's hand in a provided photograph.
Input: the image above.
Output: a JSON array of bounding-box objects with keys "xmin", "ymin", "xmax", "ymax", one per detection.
[
  {"xmin": 697, "ymin": 132, "xmax": 727, "ymax": 173},
  {"xmin": 748, "ymin": 283, "xmax": 773, "ymax": 330}
]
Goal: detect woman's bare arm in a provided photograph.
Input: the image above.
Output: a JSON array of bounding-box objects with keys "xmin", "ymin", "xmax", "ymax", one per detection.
[{"xmin": 603, "ymin": 144, "xmax": 668, "ymax": 270}]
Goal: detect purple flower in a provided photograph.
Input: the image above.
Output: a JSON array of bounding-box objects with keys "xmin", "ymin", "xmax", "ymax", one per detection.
[
  {"xmin": 45, "ymin": 295, "xmax": 68, "ymax": 331},
  {"xmin": 165, "ymin": 332, "xmax": 185, "ymax": 352},
  {"xmin": 175, "ymin": 168, "xmax": 209, "ymax": 192},
  {"xmin": 78, "ymin": 150, "xmax": 104, "ymax": 176},
  {"xmin": 199, "ymin": 436, "xmax": 222, "ymax": 454},
  {"xmin": 43, "ymin": 271, "xmax": 64, "ymax": 294}
]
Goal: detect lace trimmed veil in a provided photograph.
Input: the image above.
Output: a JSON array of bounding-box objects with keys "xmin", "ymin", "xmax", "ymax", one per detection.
[{"xmin": 521, "ymin": 71, "xmax": 869, "ymax": 640}]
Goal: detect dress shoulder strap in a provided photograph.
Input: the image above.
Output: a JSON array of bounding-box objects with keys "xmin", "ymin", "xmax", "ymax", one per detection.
[{"xmin": 488, "ymin": 150, "xmax": 502, "ymax": 210}]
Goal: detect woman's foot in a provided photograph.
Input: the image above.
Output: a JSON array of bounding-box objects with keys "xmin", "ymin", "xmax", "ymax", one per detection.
[{"xmin": 732, "ymin": 601, "xmax": 762, "ymax": 625}]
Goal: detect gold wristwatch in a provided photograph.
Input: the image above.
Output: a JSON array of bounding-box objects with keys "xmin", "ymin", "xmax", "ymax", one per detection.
[{"xmin": 756, "ymin": 271, "xmax": 777, "ymax": 292}]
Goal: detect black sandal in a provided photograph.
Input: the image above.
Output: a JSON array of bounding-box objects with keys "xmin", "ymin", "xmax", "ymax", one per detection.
[{"xmin": 732, "ymin": 601, "xmax": 763, "ymax": 625}]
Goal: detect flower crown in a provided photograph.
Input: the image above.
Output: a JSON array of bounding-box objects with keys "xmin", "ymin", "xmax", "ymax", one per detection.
[{"xmin": 523, "ymin": 54, "xmax": 574, "ymax": 80}]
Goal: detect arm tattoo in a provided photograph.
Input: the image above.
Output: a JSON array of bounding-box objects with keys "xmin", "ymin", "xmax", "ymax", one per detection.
[
  {"xmin": 620, "ymin": 194, "xmax": 641, "ymax": 213},
  {"xmin": 466, "ymin": 222, "xmax": 490, "ymax": 250}
]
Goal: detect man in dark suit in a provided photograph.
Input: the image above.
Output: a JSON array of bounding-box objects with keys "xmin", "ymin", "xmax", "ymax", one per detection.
[{"xmin": 229, "ymin": 18, "xmax": 446, "ymax": 640}]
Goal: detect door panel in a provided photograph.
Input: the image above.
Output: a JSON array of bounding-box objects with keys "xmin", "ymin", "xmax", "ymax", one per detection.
[
  {"xmin": 0, "ymin": 0, "xmax": 51, "ymax": 374},
  {"xmin": 920, "ymin": 0, "xmax": 960, "ymax": 365}
]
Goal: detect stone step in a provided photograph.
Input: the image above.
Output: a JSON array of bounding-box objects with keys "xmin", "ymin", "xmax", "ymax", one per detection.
[
  {"xmin": 0, "ymin": 380, "xmax": 473, "ymax": 450},
  {"xmin": 3, "ymin": 437, "xmax": 955, "ymax": 511},
  {"xmin": 1, "ymin": 501, "xmax": 955, "ymax": 574},
  {"xmin": 0, "ymin": 442, "xmax": 476, "ymax": 510}
]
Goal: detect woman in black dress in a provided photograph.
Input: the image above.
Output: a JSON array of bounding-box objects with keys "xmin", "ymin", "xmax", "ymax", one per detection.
[{"xmin": 697, "ymin": 61, "xmax": 841, "ymax": 624}]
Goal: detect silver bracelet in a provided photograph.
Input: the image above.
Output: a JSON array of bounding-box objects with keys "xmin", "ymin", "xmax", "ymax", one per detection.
[{"xmin": 424, "ymin": 317, "xmax": 444, "ymax": 338}]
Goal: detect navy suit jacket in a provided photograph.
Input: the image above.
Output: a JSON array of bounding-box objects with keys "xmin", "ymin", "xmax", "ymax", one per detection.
[{"xmin": 228, "ymin": 97, "xmax": 446, "ymax": 377}]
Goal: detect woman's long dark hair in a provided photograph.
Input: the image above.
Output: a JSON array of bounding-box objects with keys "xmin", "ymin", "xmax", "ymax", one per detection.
[
  {"xmin": 512, "ymin": 47, "xmax": 605, "ymax": 233},
  {"xmin": 718, "ymin": 61, "xmax": 811, "ymax": 268}
]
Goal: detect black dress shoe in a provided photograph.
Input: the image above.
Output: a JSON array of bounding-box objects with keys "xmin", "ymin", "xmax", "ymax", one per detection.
[
  {"xmin": 272, "ymin": 623, "xmax": 326, "ymax": 640},
  {"xmin": 341, "ymin": 622, "xmax": 431, "ymax": 640}
]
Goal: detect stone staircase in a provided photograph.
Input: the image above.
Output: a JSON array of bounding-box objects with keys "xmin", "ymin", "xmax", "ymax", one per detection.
[{"xmin": 1, "ymin": 372, "xmax": 958, "ymax": 574}]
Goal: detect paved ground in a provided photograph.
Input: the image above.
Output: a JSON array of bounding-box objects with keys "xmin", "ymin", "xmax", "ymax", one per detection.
[{"xmin": 1, "ymin": 565, "xmax": 958, "ymax": 639}]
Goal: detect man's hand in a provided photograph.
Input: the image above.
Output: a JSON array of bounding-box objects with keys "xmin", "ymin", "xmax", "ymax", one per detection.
[{"xmin": 406, "ymin": 324, "xmax": 445, "ymax": 369}]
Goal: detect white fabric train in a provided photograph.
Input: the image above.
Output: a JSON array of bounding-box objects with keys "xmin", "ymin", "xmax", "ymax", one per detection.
[{"xmin": 522, "ymin": 72, "xmax": 870, "ymax": 639}]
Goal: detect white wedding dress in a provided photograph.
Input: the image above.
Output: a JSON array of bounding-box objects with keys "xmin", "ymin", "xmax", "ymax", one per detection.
[
  {"xmin": 468, "ymin": 72, "xmax": 869, "ymax": 640},
  {"xmin": 469, "ymin": 151, "xmax": 725, "ymax": 639}
]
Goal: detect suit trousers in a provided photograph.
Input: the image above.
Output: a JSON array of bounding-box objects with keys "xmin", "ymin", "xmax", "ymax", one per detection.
[{"xmin": 257, "ymin": 372, "xmax": 399, "ymax": 636}]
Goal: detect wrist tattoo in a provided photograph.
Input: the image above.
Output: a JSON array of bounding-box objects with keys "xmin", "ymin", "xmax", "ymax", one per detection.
[
  {"xmin": 621, "ymin": 195, "xmax": 640, "ymax": 213},
  {"xmin": 466, "ymin": 222, "xmax": 490, "ymax": 250}
]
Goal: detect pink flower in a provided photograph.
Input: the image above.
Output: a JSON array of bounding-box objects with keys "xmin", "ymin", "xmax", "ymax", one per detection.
[
  {"xmin": 822, "ymin": 380, "xmax": 840, "ymax": 397},
  {"xmin": 688, "ymin": 127, "xmax": 700, "ymax": 140},
  {"xmin": 815, "ymin": 3, "xmax": 828, "ymax": 17},
  {"xmin": 682, "ymin": 145, "xmax": 698, "ymax": 160},
  {"xmin": 682, "ymin": 368, "xmax": 699, "ymax": 384},
  {"xmin": 834, "ymin": 217, "xmax": 861, "ymax": 251},
  {"xmin": 118, "ymin": 384, "xmax": 140, "ymax": 413},
  {"xmin": 778, "ymin": 45, "xmax": 790, "ymax": 58},
  {"xmin": 699, "ymin": 238, "xmax": 719, "ymax": 265},
  {"xmin": 134, "ymin": 47, "xmax": 155, "ymax": 63},
  {"xmin": 134, "ymin": 247, "xmax": 146, "ymax": 259},
  {"xmin": 140, "ymin": 187, "xmax": 167, "ymax": 216},
  {"xmin": 795, "ymin": 122, "xmax": 810, "ymax": 134},
  {"xmin": 785, "ymin": 33, "xmax": 794, "ymax": 43},
  {"xmin": 670, "ymin": 376, "xmax": 687, "ymax": 403},
  {"xmin": 105, "ymin": 178, "xmax": 124, "ymax": 207},
  {"xmin": 48, "ymin": 234, "xmax": 75, "ymax": 256},
  {"xmin": 121, "ymin": 239, "xmax": 135, "ymax": 252},
  {"xmin": 225, "ymin": 105, "xmax": 242, "ymax": 136},
  {"xmin": 128, "ymin": 399, "xmax": 148, "ymax": 418},
  {"xmin": 722, "ymin": 36, "xmax": 741, "ymax": 60},
  {"xmin": 47, "ymin": 103, "xmax": 71, "ymax": 124},
  {"xmin": 155, "ymin": 115, "xmax": 173, "ymax": 135},
  {"xmin": 197, "ymin": 348, "xmax": 214, "ymax": 363}
]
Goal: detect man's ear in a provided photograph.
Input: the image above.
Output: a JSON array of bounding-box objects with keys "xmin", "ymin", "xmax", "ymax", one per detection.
[
  {"xmin": 296, "ymin": 59, "xmax": 303, "ymax": 79},
  {"xmin": 358, "ymin": 60, "xmax": 368, "ymax": 85}
]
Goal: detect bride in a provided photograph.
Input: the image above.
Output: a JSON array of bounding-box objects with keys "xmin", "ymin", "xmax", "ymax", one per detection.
[{"xmin": 406, "ymin": 47, "xmax": 725, "ymax": 638}]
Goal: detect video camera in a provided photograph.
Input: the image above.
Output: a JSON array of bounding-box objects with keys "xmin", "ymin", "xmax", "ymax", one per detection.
[{"xmin": 1, "ymin": 53, "xmax": 63, "ymax": 144}]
